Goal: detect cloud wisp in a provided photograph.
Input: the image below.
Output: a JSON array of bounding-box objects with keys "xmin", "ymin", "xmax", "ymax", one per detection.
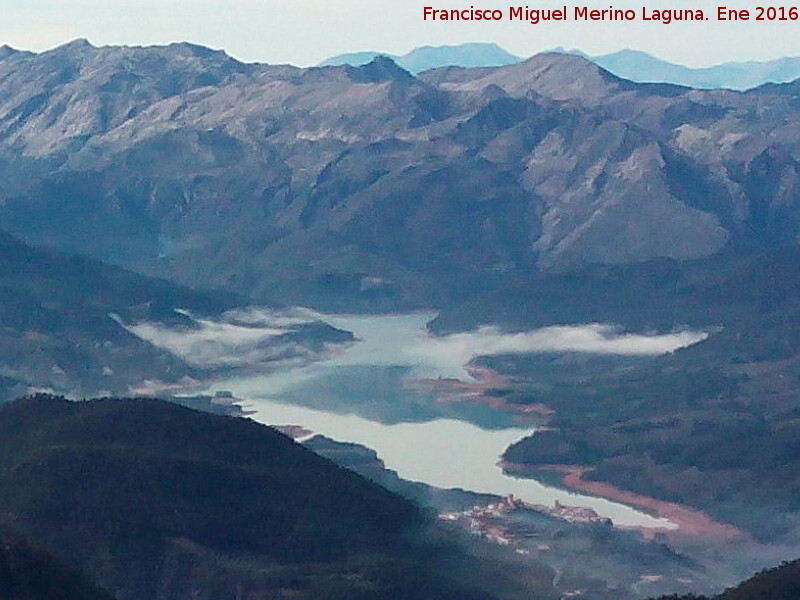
[
  {"xmin": 423, "ymin": 323, "xmax": 708, "ymax": 378},
  {"xmin": 119, "ymin": 307, "xmax": 326, "ymax": 369},
  {"xmin": 120, "ymin": 308, "xmax": 709, "ymax": 380}
]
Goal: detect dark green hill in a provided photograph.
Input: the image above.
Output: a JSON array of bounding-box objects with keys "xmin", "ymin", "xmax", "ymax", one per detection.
[
  {"xmin": 0, "ymin": 526, "xmax": 115, "ymax": 600},
  {"xmin": 650, "ymin": 557, "xmax": 800, "ymax": 600},
  {"xmin": 718, "ymin": 558, "xmax": 800, "ymax": 600},
  {"xmin": 0, "ymin": 395, "xmax": 509, "ymax": 600},
  {"xmin": 431, "ymin": 247, "xmax": 800, "ymax": 541},
  {"xmin": 0, "ymin": 228, "xmax": 244, "ymax": 397}
]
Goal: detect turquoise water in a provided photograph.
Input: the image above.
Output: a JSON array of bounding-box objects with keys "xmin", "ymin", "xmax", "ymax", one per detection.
[{"xmin": 200, "ymin": 312, "xmax": 693, "ymax": 530}]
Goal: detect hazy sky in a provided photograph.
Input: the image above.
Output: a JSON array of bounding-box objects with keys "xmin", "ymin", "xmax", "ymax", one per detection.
[{"xmin": 0, "ymin": 0, "xmax": 795, "ymax": 67}]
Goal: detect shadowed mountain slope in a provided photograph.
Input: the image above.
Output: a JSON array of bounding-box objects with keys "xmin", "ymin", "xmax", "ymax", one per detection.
[
  {"xmin": 0, "ymin": 526, "xmax": 115, "ymax": 600},
  {"xmin": 1, "ymin": 42, "xmax": 800, "ymax": 309},
  {"xmin": 0, "ymin": 228, "xmax": 244, "ymax": 397},
  {"xmin": 0, "ymin": 395, "xmax": 511, "ymax": 600}
]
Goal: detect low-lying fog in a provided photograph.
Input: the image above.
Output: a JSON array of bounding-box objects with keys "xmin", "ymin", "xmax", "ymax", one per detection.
[
  {"xmin": 123, "ymin": 307, "xmax": 325, "ymax": 368},
  {"xmin": 126, "ymin": 308, "xmax": 707, "ymax": 379},
  {"xmin": 123, "ymin": 308, "xmax": 708, "ymax": 530},
  {"xmin": 124, "ymin": 308, "xmax": 708, "ymax": 426},
  {"xmin": 125, "ymin": 308, "xmax": 709, "ymax": 426}
]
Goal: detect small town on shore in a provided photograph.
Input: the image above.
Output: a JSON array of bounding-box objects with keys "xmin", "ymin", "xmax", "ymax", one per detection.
[{"xmin": 439, "ymin": 494, "xmax": 613, "ymax": 548}]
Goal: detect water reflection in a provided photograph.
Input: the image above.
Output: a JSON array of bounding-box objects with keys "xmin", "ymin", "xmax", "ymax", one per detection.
[
  {"xmin": 236, "ymin": 395, "xmax": 674, "ymax": 530},
  {"xmin": 197, "ymin": 311, "xmax": 698, "ymax": 530},
  {"xmin": 202, "ymin": 311, "xmax": 706, "ymax": 427}
]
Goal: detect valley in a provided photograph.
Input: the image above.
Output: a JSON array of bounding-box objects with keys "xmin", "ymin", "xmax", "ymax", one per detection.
[
  {"xmin": 0, "ymin": 39, "xmax": 798, "ymax": 599},
  {"xmin": 115, "ymin": 306, "xmax": 793, "ymax": 597}
]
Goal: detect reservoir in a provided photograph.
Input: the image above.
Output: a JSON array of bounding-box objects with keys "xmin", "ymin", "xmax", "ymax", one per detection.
[{"xmin": 192, "ymin": 311, "xmax": 704, "ymax": 530}]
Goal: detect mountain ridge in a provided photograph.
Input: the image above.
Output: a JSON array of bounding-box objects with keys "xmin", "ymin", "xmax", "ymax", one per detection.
[
  {"xmin": 0, "ymin": 227, "xmax": 244, "ymax": 397},
  {"xmin": 320, "ymin": 43, "xmax": 800, "ymax": 90},
  {"xmin": 2, "ymin": 42, "xmax": 798, "ymax": 309},
  {"xmin": 0, "ymin": 394, "xmax": 511, "ymax": 600}
]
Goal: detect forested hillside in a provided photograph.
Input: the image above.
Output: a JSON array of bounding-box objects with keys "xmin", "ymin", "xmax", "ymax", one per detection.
[{"xmin": 0, "ymin": 395, "xmax": 524, "ymax": 600}]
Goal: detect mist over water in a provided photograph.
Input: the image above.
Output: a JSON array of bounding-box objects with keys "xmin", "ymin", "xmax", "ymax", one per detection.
[
  {"xmin": 317, "ymin": 313, "xmax": 707, "ymax": 380},
  {"xmin": 128, "ymin": 308, "xmax": 706, "ymax": 382},
  {"xmin": 127, "ymin": 308, "xmax": 708, "ymax": 530},
  {"xmin": 121, "ymin": 307, "xmax": 325, "ymax": 368}
]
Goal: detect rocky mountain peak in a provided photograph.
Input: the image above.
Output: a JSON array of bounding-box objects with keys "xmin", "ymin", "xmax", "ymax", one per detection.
[
  {"xmin": 46, "ymin": 38, "xmax": 95, "ymax": 56},
  {"xmin": 418, "ymin": 50, "xmax": 625, "ymax": 105},
  {"xmin": 349, "ymin": 54, "xmax": 416, "ymax": 84},
  {"xmin": 0, "ymin": 45, "xmax": 23, "ymax": 60}
]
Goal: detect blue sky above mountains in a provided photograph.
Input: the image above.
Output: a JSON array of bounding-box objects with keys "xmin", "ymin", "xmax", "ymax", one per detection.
[{"xmin": 0, "ymin": 0, "xmax": 795, "ymax": 67}]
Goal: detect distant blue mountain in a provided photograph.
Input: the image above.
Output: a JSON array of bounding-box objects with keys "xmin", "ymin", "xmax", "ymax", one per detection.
[
  {"xmin": 319, "ymin": 51, "xmax": 384, "ymax": 68},
  {"xmin": 318, "ymin": 43, "xmax": 521, "ymax": 73},
  {"xmin": 588, "ymin": 49, "xmax": 800, "ymax": 90},
  {"xmin": 320, "ymin": 44, "xmax": 800, "ymax": 90}
]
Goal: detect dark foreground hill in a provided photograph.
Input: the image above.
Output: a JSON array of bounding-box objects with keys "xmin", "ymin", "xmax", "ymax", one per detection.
[
  {"xmin": 0, "ymin": 527, "xmax": 115, "ymax": 600},
  {"xmin": 717, "ymin": 558, "xmax": 800, "ymax": 600},
  {"xmin": 651, "ymin": 557, "xmax": 800, "ymax": 600},
  {"xmin": 0, "ymin": 395, "xmax": 514, "ymax": 600}
]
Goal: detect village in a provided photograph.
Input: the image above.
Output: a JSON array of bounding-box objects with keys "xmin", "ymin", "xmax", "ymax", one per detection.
[{"xmin": 439, "ymin": 494, "xmax": 613, "ymax": 548}]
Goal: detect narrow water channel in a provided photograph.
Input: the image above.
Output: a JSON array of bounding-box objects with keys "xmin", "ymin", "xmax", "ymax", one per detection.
[{"xmin": 197, "ymin": 311, "xmax": 698, "ymax": 530}]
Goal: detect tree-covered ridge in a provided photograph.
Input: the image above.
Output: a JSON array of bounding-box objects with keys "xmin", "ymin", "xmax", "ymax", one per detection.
[
  {"xmin": 434, "ymin": 246, "xmax": 800, "ymax": 541},
  {"xmin": 0, "ymin": 526, "xmax": 115, "ymax": 600},
  {"xmin": 0, "ymin": 228, "xmax": 244, "ymax": 397},
  {"xmin": 650, "ymin": 557, "xmax": 800, "ymax": 600},
  {"xmin": 719, "ymin": 559, "xmax": 800, "ymax": 600},
  {"xmin": 0, "ymin": 394, "xmax": 513, "ymax": 600}
]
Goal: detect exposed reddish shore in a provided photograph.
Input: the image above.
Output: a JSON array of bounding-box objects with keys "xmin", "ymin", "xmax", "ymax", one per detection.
[
  {"xmin": 273, "ymin": 424, "xmax": 314, "ymax": 439},
  {"xmin": 410, "ymin": 364, "xmax": 555, "ymax": 420},
  {"xmin": 502, "ymin": 462, "xmax": 750, "ymax": 543},
  {"xmin": 423, "ymin": 362, "xmax": 751, "ymax": 543}
]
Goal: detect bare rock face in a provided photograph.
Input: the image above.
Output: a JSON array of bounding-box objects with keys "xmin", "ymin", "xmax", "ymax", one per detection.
[{"xmin": 0, "ymin": 42, "xmax": 797, "ymax": 307}]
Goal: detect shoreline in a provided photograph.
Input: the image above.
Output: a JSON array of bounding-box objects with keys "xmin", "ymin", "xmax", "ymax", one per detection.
[
  {"xmin": 411, "ymin": 363, "xmax": 555, "ymax": 422},
  {"xmin": 501, "ymin": 462, "xmax": 750, "ymax": 542}
]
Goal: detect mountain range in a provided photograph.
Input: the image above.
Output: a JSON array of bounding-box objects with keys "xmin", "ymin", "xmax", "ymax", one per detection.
[
  {"xmin": 319, "ymin": 43, "xmax": 522, "ymax": 73},
  {"xmin": 587, "ymin": 49, "xmax": 800, "ymax": 90},
  {"xmin": 2, "ymin": 41, "xmax": 800, "ymax": 311},
  {"xmin": 321, "ymin": 43, "xmax": 800, "ymax": 90},
  {"xmin": 3, "ymin": 39, "xmax": 800, "ymax": 599}
]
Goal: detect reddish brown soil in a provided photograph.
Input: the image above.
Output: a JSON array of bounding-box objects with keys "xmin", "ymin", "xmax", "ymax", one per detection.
[
  {"xmin": 409, "ymin": 363, "xmax": 554, "ymax": 421},
  {"xmin": 503, "ymin": 463, "xmax": 750, "ymax": 543},
  {"xmin": 273, "ymin": 425, "xmax": 314, "ymax": 439}
]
